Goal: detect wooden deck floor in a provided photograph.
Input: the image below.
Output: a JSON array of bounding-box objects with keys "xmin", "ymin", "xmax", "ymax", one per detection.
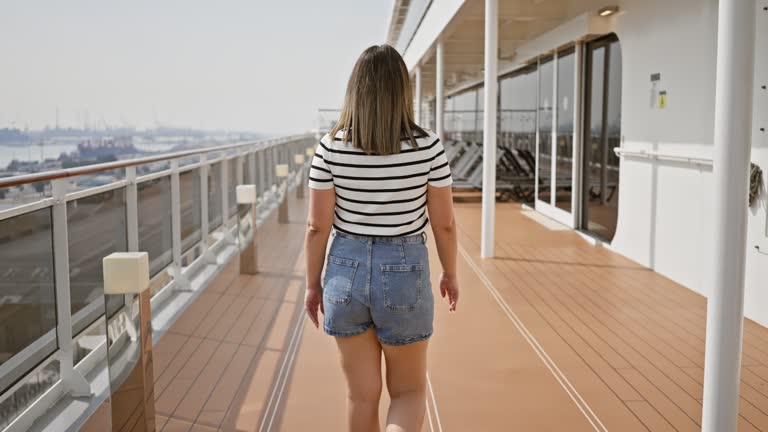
[{"xmin": 151, "ymin": 195, "xmax": 768, "ymax": 432}]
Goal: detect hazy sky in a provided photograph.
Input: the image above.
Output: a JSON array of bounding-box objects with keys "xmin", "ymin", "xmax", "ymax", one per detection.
[{"xmin": 0, "ymin": 1, "xmax": 392, "ymax": 134}]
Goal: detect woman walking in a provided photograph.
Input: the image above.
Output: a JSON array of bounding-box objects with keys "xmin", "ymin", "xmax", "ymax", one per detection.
[{"xmin": 303, "ymin": 44, "xmax": 460, "ymax": 432}]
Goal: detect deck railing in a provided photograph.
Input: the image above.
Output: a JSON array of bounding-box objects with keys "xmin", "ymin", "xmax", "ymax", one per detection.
[{"xmin": 0, "ymin": 134, "xmax": 316, "ymax": 431}]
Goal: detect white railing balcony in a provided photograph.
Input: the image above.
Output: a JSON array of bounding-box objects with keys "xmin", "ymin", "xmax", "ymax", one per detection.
[{"xmin": 0, "ymin": 134, "xmax": 315, "ymax": 431}]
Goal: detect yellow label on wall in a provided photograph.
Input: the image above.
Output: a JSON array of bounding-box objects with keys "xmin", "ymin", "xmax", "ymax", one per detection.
[{"xmin": 659, "ymin": 91, "xmax": 667, "ymax": 109}]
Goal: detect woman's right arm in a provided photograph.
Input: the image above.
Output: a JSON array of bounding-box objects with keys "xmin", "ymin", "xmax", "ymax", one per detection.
[
  {"xmin": 427, "ymin": 184, "xmax": 459, "ymax": 312},
  {"xmin": 304, "ymin": 187, "xmax": 335, "ymax": 327}
]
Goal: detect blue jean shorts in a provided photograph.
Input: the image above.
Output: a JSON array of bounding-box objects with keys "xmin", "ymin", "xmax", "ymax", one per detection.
[{"xmin": 322, "ymin": 230, "xmax": 434, "ymax": 346}]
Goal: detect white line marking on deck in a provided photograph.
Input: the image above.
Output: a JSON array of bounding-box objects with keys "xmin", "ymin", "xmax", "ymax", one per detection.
[
  {"xmin": 425, "ymin": 397, "xmax": 435, "ymax": 432},
  {"xmin": 426, "ymin": 371, "xmax": 444, "ymax": 432},
  {"xmin": 267, "ymin": 315, "xmax": 306, "ymax": 432},
  {"xmin": 260, "ymin": 305, "xmax": 306, "ymax": 432},
  {"xmin": 458, "ymin": 244, "xmax": 608, "ymax": 432}
]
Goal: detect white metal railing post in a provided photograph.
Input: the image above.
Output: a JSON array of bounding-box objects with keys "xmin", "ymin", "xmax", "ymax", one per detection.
[
  {"xmin": 270, "ymin": 147, "xmax": 277, "ymax": 190},
  {"xmin": 221, "ymin": 157, "xmax": 230, "ymax": 225},
  {"xmin": 702, "ymin": 0, "xmax": 757, "ymax": 431},
  {"xmin": 199, "ymin": 154, "xmax": 217, "ymax": 264},
  {"xmin": 247, "ymin": 151, "xmax": 257, "ymax": 185},
  {"xmin": 200, "ymin": 154, "xmax": 209, "ymax": 245},
  {"xmin": 126, "ymin": 167, "xmax": 139, "ymax": 252},
  {"xmin": 234, "ymin": 152, "xmax": 245, "ymax": 250},
  {"xmin": 236, "ymin": 153, "xmax": 244, "ymax": 190},
  {"xmin": 125, "ymin": 166, "xmax": 139, "ymax": 308},
  {"xmin": 480, "ymin": 0, "xmax": 498, "ymax": 259},
  {"xmin": 170, "ymin": 159, "xmax": 181, "ymax": 264},
  {"xmin": 51, "ymin": 179, "xmax": 92, "ymax": 397},
  {"xmin": 257, "ymin": 150, "xmax": 266, "ymax": 196},
  {"xmin": 220, "ymin": 155, "xmax": 234, "ymax": 247},
  {"xmin": 169, "ymin": 159, "xmax": 189, "ymax": 289}
]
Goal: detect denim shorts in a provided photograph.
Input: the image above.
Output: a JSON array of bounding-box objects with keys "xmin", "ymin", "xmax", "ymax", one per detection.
[{"xmin": 322, "ymin": 230, "xmax": 434, "ymax": 346}]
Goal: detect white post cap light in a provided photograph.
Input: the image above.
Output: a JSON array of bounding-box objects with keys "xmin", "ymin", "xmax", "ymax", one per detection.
[
  {"xmin": 276, "ymin": 164, "xmax": 289, "ymax": 178},
  {"xmin": 236, "ymin": 184, "xmax": 258, "ymax": 204},
  {"xmin": 294, "ymin": 154, "xmax": 306, "ymax": 165},
  {"xmin": 306, "ymin": 148, "xmax": 315, "ymax": 157},
  {"xmin": 103, "ymin": 252, "xmax": 150, "ymax": 295}
]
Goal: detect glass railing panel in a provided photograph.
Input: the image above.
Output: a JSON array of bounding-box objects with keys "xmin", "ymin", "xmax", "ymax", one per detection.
[
  {"xmin": 67, "ymin": 188, "xmax": 128, "ymax": 335},
  {"xmin": 180, "ymin": 170, "xmax": 202, "ymax": 254},
  {"xmin": 181, "ymin": 243, "xmax": 203, "ymax": 268},
  {"xmin": 72, "ymin": 316, "xmax": 108, "ymax": 367},
  {"xmin": 137, "ymin": 177, "xmax": 173, "ymax": 277},
  {"xmin": 178, "ymin": 155, "xmax": 199, "ymax": 168},
  {"xmin": 137, "ymin": 161, "xmax": 170, "ymax": 176},
  {"xmin": 208, "ymin": 162, "xmax": 223, "ymax": 233},
  {"xmin": 0, "ymin": 207, "xmax": 58, "ymax": 396},
  {"xmin": 0, "ymin": 181, "xmax": 52, "ymax": 208},
  {"xmin": 0, "ymin": 358, "xmax": 60, "ymax": 429},
  {"xmin": 67, "ymin": 168, "xmax": 126, "ymax": 194}
]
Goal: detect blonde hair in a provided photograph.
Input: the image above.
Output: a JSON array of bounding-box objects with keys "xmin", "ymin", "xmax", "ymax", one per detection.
[{"xmin": 330, "ymin": 44, "xmax": 427, "ymax": 155}]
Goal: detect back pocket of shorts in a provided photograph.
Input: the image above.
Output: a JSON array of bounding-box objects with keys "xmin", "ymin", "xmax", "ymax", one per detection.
[
  {"xmin": 381, "ymin": 264, "xmax": 423, "ymax": 313},
  {"xmin": 323, "ymin": 255, "xmax": 358, "ymax": 305}
]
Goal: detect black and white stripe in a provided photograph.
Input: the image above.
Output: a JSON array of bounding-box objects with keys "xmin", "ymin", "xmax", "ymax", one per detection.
[{"xmin": 308, "ymin": 130, "xmax": 453, "ymax": 237}]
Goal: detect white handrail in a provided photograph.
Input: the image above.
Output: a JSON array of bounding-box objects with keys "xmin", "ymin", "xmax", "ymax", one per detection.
[{"xmin": 613, "ymin": 147, "xmax": 714, "ymax": 167}]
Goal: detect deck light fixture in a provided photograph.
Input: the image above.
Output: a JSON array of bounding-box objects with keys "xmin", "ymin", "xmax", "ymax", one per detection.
[{"xmin": 598, "ymin": 5, "xmax": 619, "ymax": 16}]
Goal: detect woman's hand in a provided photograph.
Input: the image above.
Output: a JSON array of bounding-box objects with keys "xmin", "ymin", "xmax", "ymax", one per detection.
[
  {"xmin": 439, "ymin": 272, "xmax": 459, "ymax": 312},
  {"xmin": 304, "ymin": 286, "xmax": 324, "ymax": 328}
]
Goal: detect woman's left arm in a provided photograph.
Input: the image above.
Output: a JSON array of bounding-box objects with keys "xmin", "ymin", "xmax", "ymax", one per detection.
[{"xmin": 304, "ymin": 187, "xmax": 336, "ymax": 328}]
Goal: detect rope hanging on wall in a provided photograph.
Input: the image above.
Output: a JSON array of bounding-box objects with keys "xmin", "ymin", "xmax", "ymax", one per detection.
[{"xmin": 749, "ymin": 162, "xmax": 763, "ymax": 207}]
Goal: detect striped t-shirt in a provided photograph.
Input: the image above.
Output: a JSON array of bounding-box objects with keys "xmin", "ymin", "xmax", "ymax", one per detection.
[{"xmin": 308, "ymin": 130, "xmax": 453, "ymax": 237}]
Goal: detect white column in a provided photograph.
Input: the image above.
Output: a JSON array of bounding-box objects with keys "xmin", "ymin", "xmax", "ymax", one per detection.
[
  {"xmin": 480, "ymin": 0, "xmax": 498, "ymax": 259},
  {"xmin": 702, "ymin": 1, "xmax": 756, "ymax": 431},
  {"xmin": 415, "ymin": 65, "xmax": 423, "ymax": 124},
  {"xmin": 436, "ymin": 40, "xmax": 445, "ymax": 142}
]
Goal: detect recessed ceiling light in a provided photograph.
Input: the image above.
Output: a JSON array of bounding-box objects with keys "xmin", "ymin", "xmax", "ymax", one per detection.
[{"xmin": 598, "ymin": 6, "xmax": 619, "ymax": 17}]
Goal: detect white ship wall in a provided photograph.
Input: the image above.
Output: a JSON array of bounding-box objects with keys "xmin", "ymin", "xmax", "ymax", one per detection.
[
  {"xmin": 743, "ymin": 0, "xmax": 767, "ymax": 327},
  {"xmin": 610, "ymin": 0, "xmax": 768, "ymax": 327},
  {"xmin": 610, "ymin": 0, "xmax": 720, "ymax": 299}
]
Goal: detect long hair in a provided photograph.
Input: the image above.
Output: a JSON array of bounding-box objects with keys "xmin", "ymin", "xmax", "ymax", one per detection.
[{"xmin": 329, "ymin": 44, "xmax": 426, "ymax": 155}]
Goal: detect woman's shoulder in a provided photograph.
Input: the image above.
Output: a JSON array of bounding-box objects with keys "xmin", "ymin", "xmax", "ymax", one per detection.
[
  {"xmin": 319, "ymin": 130, "xmax": 362, "ymax": 158},
  {"xmin": 321, "ymin": 129, "xmax": 354, "ymax": 146},
  {"xmin": 411, "ymin": 128, "xmax": 439, "ymax": 144},
  {"xmin": 412, "ymin": 129, "xmax": 440, "ymax": 149}
]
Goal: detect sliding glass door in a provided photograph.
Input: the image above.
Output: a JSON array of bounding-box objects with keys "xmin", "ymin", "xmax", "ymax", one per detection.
[
  {"xmin": 581, "ymin": 34, "xmax": 622, "ymax": 242},
  {"xmin": 535, "ymin": 47, "xmax": 578, "ymax": 226}
]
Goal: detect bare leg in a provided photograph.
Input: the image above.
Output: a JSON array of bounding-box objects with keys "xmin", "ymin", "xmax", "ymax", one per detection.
[
  {"xmin": 335, "ymin": 329, "xmax": 383, "ymax": 432},
  {"xmin": 382, "ymin": 340, "xmax": 429, "ymax": 432}
]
